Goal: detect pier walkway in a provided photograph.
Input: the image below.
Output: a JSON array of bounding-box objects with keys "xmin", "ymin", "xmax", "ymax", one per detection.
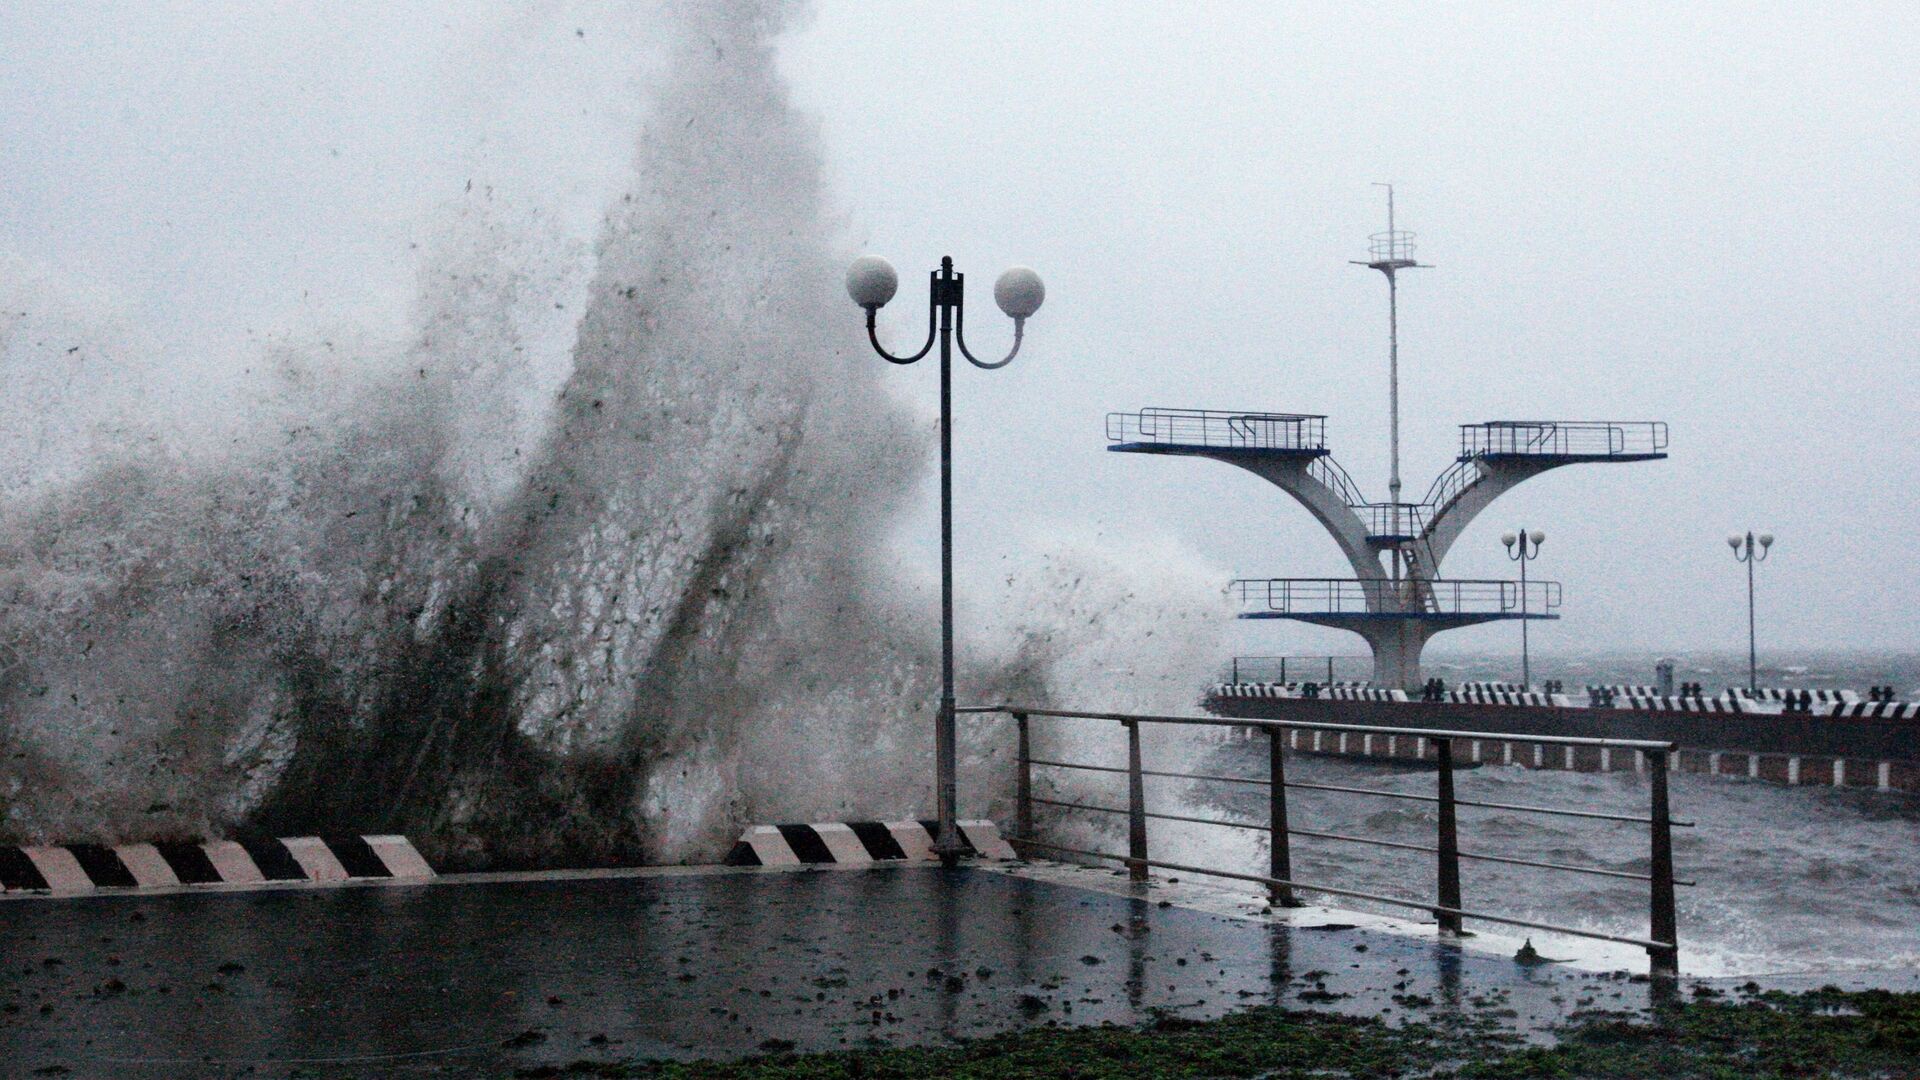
[{"xmin": 0, "ymin": 859, "xmax": 1782, "ymax": 1079}]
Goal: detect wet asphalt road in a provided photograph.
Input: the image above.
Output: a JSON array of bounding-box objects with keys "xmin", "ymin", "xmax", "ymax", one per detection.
[{"xmin": 4, "ymin": 866, "xmax": 1696, "ymax": 1079}]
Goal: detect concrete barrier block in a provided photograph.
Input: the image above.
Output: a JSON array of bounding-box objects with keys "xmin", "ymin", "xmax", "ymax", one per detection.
[
  {"xmin": 957, "ymin": 820, "xmax": 1017, "ymax": 860},
  {"xmin": 201, "ymin": 841, "xmax": 266, "ymax": 884},
  {"xmin": 280, "ymin": 837, "xmax": 350, "ymax": 882},
  {"xmin": 364, "ymin": 835, "xmax": 436, "ymax": 879},
  {"xmin": 22, "ymin": 847, "xmax": 93, "ymax": 893},
  {"xmin": 113, "ymin": 843, "xmax": 180, "ymax": 888},
  {"xmin": 808, "ymin": 823, "xmax": 873, "ymax": 865},
  {"xmin": 742, "ymin": 825, "xmax": 801, "ymax": 866}
]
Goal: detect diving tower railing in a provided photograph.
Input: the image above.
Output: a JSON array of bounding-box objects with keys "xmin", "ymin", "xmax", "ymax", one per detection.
[
  {"xmin": 1106, "ymin": 405, "xmax": 1663, "ymax": 687},
  {"xmin": 1225, "ymin": 655, "xmax": 1374, "ymax": 685},
  {"xmin": 1230, "ymin": 577, "xmax": 1561, "ymax": 618},
  {"xmin": 1460, "ymin": 420, "xmax": 1668, "ymax": 460},
  {"xmin": 1106, "ymin": 408, "xmax": 1327, "ymax": 453},
  {"xmin": 1306, "ymin": 454, "xmax": 1369, "ymax": 508},
  {"xmin": 1111, "ymin": 413, "xmax": 1666, "ymax": 549}
]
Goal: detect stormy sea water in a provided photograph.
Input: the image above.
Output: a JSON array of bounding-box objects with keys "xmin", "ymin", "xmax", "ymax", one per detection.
[
  {"xmin": 1237, "ymin": 648, "xmax": 1920, "ymax": 696},
  {"xmin": 0, "ymin": 3, "xmax": 1226, "ymax": 869},
  {"xmin": 1134, "ymin": 649, "xmax": 1919, "ymax": 978},
  {"xmin": 1420, "ymin": 648, "xmax": 1920, "ymax": 696}
]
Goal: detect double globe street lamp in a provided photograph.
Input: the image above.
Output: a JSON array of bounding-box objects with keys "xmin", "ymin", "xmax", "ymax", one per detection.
[
  {"xmin": 1502, "ymin": 529, "xmax": 1545, "ymax": 689},
  {"xmin": 847, "ymin": 254, "xmax": 1045, "ymax": 865},
  {"xmin": 1728, "ymin": 530, "xmax": 1774, "ymax": 694}
]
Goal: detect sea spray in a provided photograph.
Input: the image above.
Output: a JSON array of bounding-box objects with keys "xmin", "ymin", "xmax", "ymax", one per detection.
[
  {"xmin": 0, "ymin": 255, "xmax": 166, "ymax": 502},
  {"xmin": 967, "ymin": 532, "xmax": 1238, "ymax": 861},
  {"xmin": 0, "ymin": 1, "xmax": 1232, "ymax": 867}
]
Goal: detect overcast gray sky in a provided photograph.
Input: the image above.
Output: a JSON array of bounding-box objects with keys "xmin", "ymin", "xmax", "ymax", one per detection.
[{"xmin": 3, "ymin": 2, "xmax": 1916, "ymax": 656}]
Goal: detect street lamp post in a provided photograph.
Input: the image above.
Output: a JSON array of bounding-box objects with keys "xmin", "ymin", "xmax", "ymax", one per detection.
[
  {"xmin": 847, "ymin": 254, "xmax": 1045, "ymax": 865},
  {"xmin": 1502, "ymin": 529, "xmax": 1545, "ymax": 689},
  {"xmin": 1727, "ymin": 531, "xmax": 1774, "ymax": 694}
]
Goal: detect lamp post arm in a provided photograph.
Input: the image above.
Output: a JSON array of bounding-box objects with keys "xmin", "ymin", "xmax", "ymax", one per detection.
[
  {"xmin": 953, "ymin": 298, "xmax": 1024, "ymax": 370},
  {"xmin": 866, "ymin": 301, "xmax": 938, "ymax": 365}
]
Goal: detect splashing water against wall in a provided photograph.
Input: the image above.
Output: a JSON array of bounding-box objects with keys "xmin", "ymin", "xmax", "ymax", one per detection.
[{"xmin": 0, "ymin": 3, "xmax": 1230, "ymax": 868}]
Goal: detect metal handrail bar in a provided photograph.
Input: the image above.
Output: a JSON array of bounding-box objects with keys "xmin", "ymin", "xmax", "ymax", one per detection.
[
  {"xmin": 1471, "ymin": 418, "xmax": 1669, "ymax": 428},
  {"xmin": 1307, "ymin": 453, "xmax": 1370, "ymax": 507},
  {"xmin": 1029, "ymin": 758, "xmax": 1269, "ymax": 788},
  {"xmin": 1030, "ymin": 794, "xmax": 1687, "ymax": 884},
  {"xmin": 1032, "ymin": 796, "xmax": 1245, "ymax": 834},
  {"xmin": 1419, "ymin": 457, "xmax": 1481, "ymax": 514},
  {"xmin": 988, "ymin": 705, "xmax": 1677, "ymax": 750},
  {"xmin": 1459, "ymin": 850, "xmax": 1683, "ymax": 884},
  {"xmin": 1009, "ymin": 838, "xmax": 1673, "ymax": 952},
  {"xmin": 1285, "ymin": 780, "xmax": 1435, "ymax": 802},
  {"xmin": 1287, "ymin": 826, "xmax": 1435, "ymax": 854},
  {"xmin": 1224, "ymin": 655, "xmax": 1373, "ymax": 684},
  {"xmin": 1029, "ymin": 796, "xmax": 1127, "ymax": 817},
  {"xmin": 1292, "ymin": 781, "xmax": 1697, "ymax": 828},
  {"xmin": 1458, "ymin": 795, "xmax": 1694, "ymax": 827},
  {"xmin": 1284, "ymin": 827, "xmax": 1678, "ymax": 884},
  {"xmin": 1029, "ymin": 758, "xmax": 1692, "ymax": 827}
]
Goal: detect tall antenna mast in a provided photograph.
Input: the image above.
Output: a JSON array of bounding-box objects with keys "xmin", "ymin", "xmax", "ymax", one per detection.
[{"xmin": 1352, "ymin": 184, "xmax": 1428, "ymax": 514}]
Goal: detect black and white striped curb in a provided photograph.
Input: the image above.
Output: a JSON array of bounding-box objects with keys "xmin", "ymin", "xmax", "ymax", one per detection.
[
  {"xmin": 1444, "ymin": 689, "xmax": 1555, "ymax": 706},
  {"xmin": 1326, "ymin": 687, "xmax": 1407, "ymax": 702},
  {"xmin": 1213, "ymin": 682, "xmax": 1908, "ymax": 718},
  {"xmin": 1831, "ymin": 701, "xmax": 1919, "ymax": 719},
  {"xmin": 1735, "ymin": 687, "xmax": 1861, "ymax": 704},
  {"xmin": 1614, "ymin": 694, "xmax": 1752, "ymax": 713},
  {"xmin": 1210, "ymin": 684, "xmax": 1407, "ymax": 702},
  {"xmin": 0, "ymin": 835, "xmax": 434, "ymax": 894},
  {"xmin": 724, "ymin": 820, "xmax": 1017, "ymax": 867},
  {"xmin": 1585, "ymin": 685, "xmax": 1662, "ymax": 699},
  {"xmin": 1215, "ymin": 683, "xmax": 1290, "ymax": 698}
]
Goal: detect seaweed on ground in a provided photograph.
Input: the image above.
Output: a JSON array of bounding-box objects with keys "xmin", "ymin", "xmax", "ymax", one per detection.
[{"xmin": 519, "ymin": 986, "xmax": 1920, "ymax": 1079}]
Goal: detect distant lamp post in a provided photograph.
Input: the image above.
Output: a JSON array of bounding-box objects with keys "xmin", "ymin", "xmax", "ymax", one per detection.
[
  {"xmin": 1502, "ymin": 529, "xmax": 1545, "ymax": 688},
  {"xmin": 1727, "ymin": 531, "xmax": 1774, "ymax": 693},
  {"xmin": 847, "ymin": 254, "xmax": 1045, "ymax": 865}
]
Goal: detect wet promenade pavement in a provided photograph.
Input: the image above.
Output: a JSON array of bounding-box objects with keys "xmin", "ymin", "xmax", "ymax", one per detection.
[{"xmin": 0, "ymin": 863, "xmax": 1857, "ymax": 1079}]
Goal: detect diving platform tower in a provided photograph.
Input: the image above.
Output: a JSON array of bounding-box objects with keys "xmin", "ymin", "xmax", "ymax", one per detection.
[{"xmin": 1107, "ymin": 192, "xmax": 1669, "ymax": 690}]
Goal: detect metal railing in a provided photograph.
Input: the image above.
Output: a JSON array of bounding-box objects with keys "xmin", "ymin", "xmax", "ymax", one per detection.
[
  {"xmin": 1460, "ymin": 420, "xmax": 1668, "ymax": 459},
  {"xmin": 1418, "ymin": 457, "xmax": 1482, "ymax": 519},
  {"xmin": 1230, "ymin": 577, "xmax": 1561, "ymax": 617},
  {"xmin": 961, "ymin": 704, "xmax": 1685, "ymax": 974},
  {"xmin": 1107, "ymin": 408, "xmax": 1328, "ymax": 452},
  {"xmin": 1225, "ymin": 656, "xmax": 1374, "ymax": 685},
  {"xmin": 1358, "ymin": 502, "xmax": 1429, "ymax": 540},
  {"xmin": 1305, "ymin": 453, "xmax": 1368, "ymax": 507},
  {"xmin": 1368, "ymin": 229, "xmax": 1417, "ymax": 262}
]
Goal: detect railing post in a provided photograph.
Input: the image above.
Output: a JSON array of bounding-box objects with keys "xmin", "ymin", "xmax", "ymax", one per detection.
[
  {"xmin": 1231, "ymin": 657, "xmax": 1240, "ymax": 683},
  {"xmin": 1279, "ymin": 656, "xmax": 1287, "ymax": 683},
  {"xmin": 1326, "ymin": 656, "xmax": 1334, "ymax": 685},
  {"xmin": 1647, "ymin": 749, "xmax": 1680, "ymax": 976},
  {"xmin": 1268, "ymin": 729, "xmax": 1299, "ymax": 907},
  {"xmin": 1014, "ymin": 711, "xmax": 1032, "ymax": 856},
  {"xmin": 1125, "ymin": 720, "xmax": 1148, "ymax": 881},
  {"xmin": 1435, "ymin": 737, "xmax": 1463, "ymax": 935}
]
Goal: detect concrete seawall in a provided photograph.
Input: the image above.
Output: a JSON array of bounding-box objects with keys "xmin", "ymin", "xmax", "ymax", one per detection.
[{"xmin": 1207, "ymin": 696, "xmax": 1918, "ymax": 793}]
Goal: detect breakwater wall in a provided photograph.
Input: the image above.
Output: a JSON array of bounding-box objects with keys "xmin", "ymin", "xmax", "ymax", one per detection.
[{"xmin": 1206, "ymin": 693, "xmax": 1918, "ymax": 793}]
